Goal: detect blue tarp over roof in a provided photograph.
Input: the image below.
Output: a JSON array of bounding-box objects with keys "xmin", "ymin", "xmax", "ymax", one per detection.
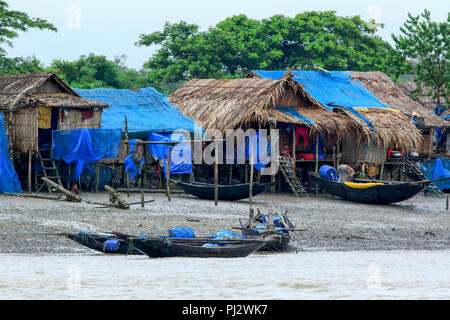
[
  {"xmin": 253, "ymin": 70, "xmax": 390, "ymax": 110},
  {"xmin": 75, "ymin": 87, "xmax": 201, "ymax": 136}
]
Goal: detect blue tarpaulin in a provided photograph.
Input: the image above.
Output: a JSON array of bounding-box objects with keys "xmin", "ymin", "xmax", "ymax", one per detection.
[
  {"xmin": 420, "ymin": 158, "xmax": 450, "ymax": 191},
  {"xmin": 147, "ymin": 132, "xmax": 192, "ymax": 177},
  {"xmin": 51, "ymin": 128, "xmax": 121, "ymax": 179},
  {"xmin": 0, "ymin": 114, "xmax": 22, "ymax": 194},
  {"xmin": 246, "ymin": 132, "xmax": 271, "ymax": 171},
  {"xmin": 124, "ymin": 139, "xmax": 145, "ymax": 180},
  {"xmin": 253, "ymin": 70, "xmax": 393, "ymax": 132},
  {"xmin": 75, "ymin": 87, "xmax": 202, "ymax": 137},
  {"xmin": 275, "ymin": 106, "xmax": 315, "ymax": 126}
]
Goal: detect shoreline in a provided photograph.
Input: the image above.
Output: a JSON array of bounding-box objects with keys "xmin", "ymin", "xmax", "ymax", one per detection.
[{"xmin": 1, "ymin": 192, "xmax": 449, "ymax": 254}]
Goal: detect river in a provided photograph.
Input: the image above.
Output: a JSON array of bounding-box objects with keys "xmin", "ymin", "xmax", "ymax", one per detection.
[{"xmin": 1, "ymin": 250, "xmax": 449, "ymax": 300}]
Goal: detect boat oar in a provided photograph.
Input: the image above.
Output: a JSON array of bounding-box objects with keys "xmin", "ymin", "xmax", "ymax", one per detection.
[{"xmin": 409, "ymin": 177, "xmax": 450, "ymax": 185}]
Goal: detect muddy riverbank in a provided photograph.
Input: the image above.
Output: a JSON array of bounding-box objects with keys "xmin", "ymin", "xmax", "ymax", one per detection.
[{"xmin": 0, "ymin": 191, "xmax": 449, "ymax": 254}]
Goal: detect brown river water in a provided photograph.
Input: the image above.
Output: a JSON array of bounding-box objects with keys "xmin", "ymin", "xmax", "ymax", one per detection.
[{"xmin": 1, "ymin": 250, "xmax": 449, "ymax": 300}]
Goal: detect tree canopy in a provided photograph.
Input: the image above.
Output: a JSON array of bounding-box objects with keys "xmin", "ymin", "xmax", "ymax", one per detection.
[
  {"xmin": 392, "ymin": 9, "xmax": 449, "ymax": 109},
  {"xmin": 0, "ymin": 0, "xmax": 56, "ymax": 74},
  {"xmin": 137, "ymin": 11, "xmax": 397, "ymax": 83}
]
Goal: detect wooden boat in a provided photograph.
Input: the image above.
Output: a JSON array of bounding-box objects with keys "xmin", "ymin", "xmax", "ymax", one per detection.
[
  {"xmin": 310, "ymin": 172, "xmax": 431, "ymax": 205},
  {"xmin": 171, "ymin": 180, "xmax": 276, "ymax": 201},
  {"xmin": 238, "ymin": 212, "xmax": 295, "ymax": 251},
  {"xmin": 66, "ymin": 232, "xmax": 144, "ymax": 255},
  {"xmin": 122, "ymin": 236, "xmax": 271, "ymax": 258}
]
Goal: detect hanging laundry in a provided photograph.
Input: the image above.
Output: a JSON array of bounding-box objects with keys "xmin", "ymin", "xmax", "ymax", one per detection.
[
  {"xmin": 38, "ymin": 106, "xmax": 52, "ymax": 129},
  {"xmin": 296, "ymin": 127, "xmax": 309, "ymax": 147}
]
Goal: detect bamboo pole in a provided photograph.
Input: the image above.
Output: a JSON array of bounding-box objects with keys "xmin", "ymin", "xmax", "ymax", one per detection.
[
  {"xmin": 214, "ymin": 139, "xmax": 219, "ymax": 206},
  {"xmin": 95, "ymin": 161, "xmax": 100, "ymax": 193},
  {"xmin": 166, "ymin": 149, "xmax": 172, "ymax": 202},
  {"xmin": 41, "ymin": 177, "xmax": 81, "ymax": 203},
  {"xmin": 28, "ymin": 152, "xmax": 32, "ymax": 193},
  {"xmin": 292, "ymin": 127, "xmax": 296, "ymax": 170},
  {"xmin": 315, "ymin": 136, "xmax": 319, "ymax": 173}
]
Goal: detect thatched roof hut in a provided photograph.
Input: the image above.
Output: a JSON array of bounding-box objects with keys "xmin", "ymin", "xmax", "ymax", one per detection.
[
  {"xmin": 168, "ymin": 73, "xmax": 357, "ymax": 145},
  {"xmin": 245, "ymin": 70, "xmax": 422, "ymax": 153},
  {"xmin": 0, "ymin": 72, "xmax": 108, "ymax": 155},
  {"xmin": 351, "ymin": 72, "xmax": 447, "ymax": 129}
]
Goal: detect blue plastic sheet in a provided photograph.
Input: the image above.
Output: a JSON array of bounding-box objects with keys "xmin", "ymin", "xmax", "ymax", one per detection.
[
  {"xmin": 75, "ymin": 87, "xmax": 202, "ymax": 137},
  {"xmin": 246, "ymin": 132, "xmax": 271, "ymax": 171},
  {"xmin": 0, "ymin": 114, "xmax": 22, "ymax": 194},
  {"xmin": 252, "ymin": 70, "xmax": 393, "ymax": 132},
  {"xmin": 420, "ymin": 158, "xmax": 450, "ymax": 191},
  {"xmin": 51, "ymin": 128, "xmax": 121, "ymax": 179},
  {"xmin": 168, "ymin": 227, "xmax": 195, "ymax": 238},
  {"xmin": 124, "ymin": 139, "xmax": 145, "ymax": 180},
  {"xmin": 275, "ymin": 106, "xmax": 315, "ymax": 126},
  {"xmin": 147, "ymin": 132, "xmax": 192, "ymax": 177}
]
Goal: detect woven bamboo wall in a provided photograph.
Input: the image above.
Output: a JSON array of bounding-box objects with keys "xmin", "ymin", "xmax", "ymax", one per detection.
[
  {"xmin": 13, "ymin": 108, "xmax": 38, "ymax": 154},
  {"xmin": 58, "ymin": 109, "xmax": 102, "ymax": 130},
  {"xmin": 341, "ymin": 137, "xmax": 387, "ymax": 164}
]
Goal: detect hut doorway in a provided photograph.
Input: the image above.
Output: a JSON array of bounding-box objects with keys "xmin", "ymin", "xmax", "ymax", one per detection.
[{"xmin": 38, "ymin": 107, "xmax": 59, "ymax": 150}]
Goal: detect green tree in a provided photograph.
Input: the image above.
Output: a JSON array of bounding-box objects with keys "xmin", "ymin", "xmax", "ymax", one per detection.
[
  {"xmin": 0, "ymin": 0, "xmax": 56, "ymax": 72},
  {"xmin": 49, "ymin": 54, "xmax": 159, "ymax": 90},
  {"xmin": 137, "ymin": 11, "xmax": 399, "ymax": 83},
  {"xmin": 392, "ymin": 9, "xmax": 449, "ymax": 109}
]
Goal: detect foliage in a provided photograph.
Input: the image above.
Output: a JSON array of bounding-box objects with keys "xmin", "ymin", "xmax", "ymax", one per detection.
[
  {"xmin": 137, "ymin": 11, "xmax": 399, "ymax": 83},
  {"xmin": 0, "ymin": 0, "xmax": 57, "ymax": 55},
  {"xmin": 392, "ymin": 9, "xmax": 449, "ymax": 108}
]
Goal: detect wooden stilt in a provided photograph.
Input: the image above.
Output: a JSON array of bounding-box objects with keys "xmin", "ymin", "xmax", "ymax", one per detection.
[
  {"xmin": 315, "ymin": 136, "xmax": 319, "ymax": 173},
  {"xmin": 95, "ymin": 161, "xmax": 100, "ymax": 193},
  {"xmin": 229, "ymin": 164, "xmax": 233, "ymax": 185},
  {"xmin": 292, "ymin": 127, "xmax": 296, "ymax": 170},
  {"xmin": 166, "ymin": 149, "xmax": 172, "ymax": 201},
  {"xmin": 214, "ymin": 140, "xmax": 219, "ymax": 206},
  {"xmin": 28, "ymin": 152, "xmax": 32, "ymax": 193}
]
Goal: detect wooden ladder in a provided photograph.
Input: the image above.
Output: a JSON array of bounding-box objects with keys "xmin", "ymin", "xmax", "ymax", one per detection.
[
  {"xmin": 278, "ymin": 155, "xmax": 307, "ymax": 197},
  {"xmin": 36, "ymin": 148, "xmax": 63, "ymax": 193},
  {"xmin": 403, "ymin": 158, "xmax": 445, "ymax": 198}
]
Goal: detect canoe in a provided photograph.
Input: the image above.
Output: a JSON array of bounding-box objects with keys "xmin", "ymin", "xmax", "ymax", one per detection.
[
  {"xmin": 66, "ymin": 232, "xmax": 144, "ymax": 255},
  {"xmin": 239, "ymin": 213, "xmax": 295, "ymax": 251},
  {"xmin": 123, "ymin": 236, "xmax": 271, "ymax": 258},
  {"xmin": 171, "ymin": 180, "xmax": 276, "ymax": 201},
  {"xmin": 310, "ymin": 172, "xmax": 429, "ymax": 205}
]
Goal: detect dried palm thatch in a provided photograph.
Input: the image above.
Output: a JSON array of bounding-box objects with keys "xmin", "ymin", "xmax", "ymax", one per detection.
[
  {"xmin": 351, "ymin": 72, "xmax": 447, "ymax": 129},
  {"xmin": 168, "ymin": 74, "xmax": 353, "ymax": 139},
  {"xmin": 0, "ymin": 72, "xmax": 108, "ymax": 110},
  {"xmin": 337, "ymin": 108, "xmax": 423, "ymax": 153}
]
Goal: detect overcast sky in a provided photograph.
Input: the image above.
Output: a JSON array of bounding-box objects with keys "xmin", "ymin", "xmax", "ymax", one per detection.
[{"xmin": 4, "ymin": 0, "xmax": 449, "ymax": 69}]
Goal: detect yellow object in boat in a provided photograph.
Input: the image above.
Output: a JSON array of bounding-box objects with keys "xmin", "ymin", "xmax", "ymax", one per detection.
[{"xmin": 344, "ymin": 182, "xmax": 384, "ymax": 189}]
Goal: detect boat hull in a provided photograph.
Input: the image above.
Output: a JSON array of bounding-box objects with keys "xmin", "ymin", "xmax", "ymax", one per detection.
[
  {"xmin": 66, "ymin": 233, "xmax": 143, "ymax": 255},
  {"xmin": 172, "ymin": 181, "xmax": 276, "ymax": 201},
  {"xmin": 310, "ymin": 173, "xmax": 427, "ymax": 205},
  {"xmin": 127, "ymin": 238, "xmax": 268, "ymax": 258}
]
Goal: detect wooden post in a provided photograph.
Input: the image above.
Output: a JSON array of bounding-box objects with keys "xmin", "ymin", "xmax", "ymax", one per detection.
[
  {"xmin": 105, "ymin": 185, "xmax": 130, "ymax": 210},
  {"xmin": 379, "ymin": 162, "xmax": 385, "ymax": 181},
  {"xmin": 292, "ymin": 127, "xmax": 296, "ymax": 170},
  {"xmin": 249, "ymin": 145, "xmax": 255, "ymax": 219},
  {"xmin": 166, "ymin": 149, "xmax": 172, "ymax": 201},
  {"xmin": 28, "ymin": 152, "xmax": 32, "ymax": 193},
  {"xmin": 333, "ymin": 146, "xmax": 337, "ymax": 169},
  {"xmin": 214, "ymin": 140, "xmax": 219, "ymax": 206},
  {"xmin": 112, "ymin": 163, "xmax": 115, "ymax": 189},
  {"xmin": 41, "ymin": 177, "xmax": 81, "ymax": 203},
  {"xmin": 337, "ymin": 140, "xmax": 341, "ymax": 167},
  {"xmin": 141, "ymin": 191, "xmax": 145, "ymax": 209},
  {"xmin": 315, "ymin": 136, "xmax": 319, "ymax": 173},
  {"xmin": 228, "ymin": 164, "xmax": 233, "ymax": 185},
  {"xmin": 95, "ymin": 161, "xmax": 100, "ymax": 193}
]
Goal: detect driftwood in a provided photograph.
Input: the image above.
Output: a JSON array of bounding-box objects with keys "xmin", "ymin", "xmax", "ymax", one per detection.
[
  {"xmin": 104, "ymin": 185, "xmax": 130, "ymax": 210},
  {"xmin": 41, "ymin": 177, "xmax": 81, "ymax": 203},
  {"xmin": 1, "ymin": 193, "xmax": 63, "ymax": 201}
]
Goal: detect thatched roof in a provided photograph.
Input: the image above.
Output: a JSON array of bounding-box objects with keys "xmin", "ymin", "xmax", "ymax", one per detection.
[
  {"xmin": 168, "ymin": 74, "xmax": 354, "ymax": 140},
  {"xmin": 0, "ymin": 72, "xmax": 108, "ymax": 110},
  {"xmin": 351, "ymin": 72, "xmax": 447, "ymax": 129}
]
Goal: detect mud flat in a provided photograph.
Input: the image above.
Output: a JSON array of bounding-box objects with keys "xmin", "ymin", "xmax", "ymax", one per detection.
[{"xmin": 0, "ymin": 191, "xmax": 449, "ymax": 254}]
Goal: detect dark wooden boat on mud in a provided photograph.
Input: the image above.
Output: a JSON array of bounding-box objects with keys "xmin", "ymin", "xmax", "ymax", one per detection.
[
  {"xmin": 238, "ymin": 212, "xmax": 296, "ymax": 252},
  {"xmin": 66, "ymin": 232, "xmax": 144, "ymax": 255},
  {"xmin": 121, "ymin": 235, "xmax": 272, "ymax": 258},
  {"xmin": 171, "ymin": 180, "xmax": 276, "ymax": 201},
  {"xmin": 310, "ymin": 172, "xmax": 432, "ymax": 205}
]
